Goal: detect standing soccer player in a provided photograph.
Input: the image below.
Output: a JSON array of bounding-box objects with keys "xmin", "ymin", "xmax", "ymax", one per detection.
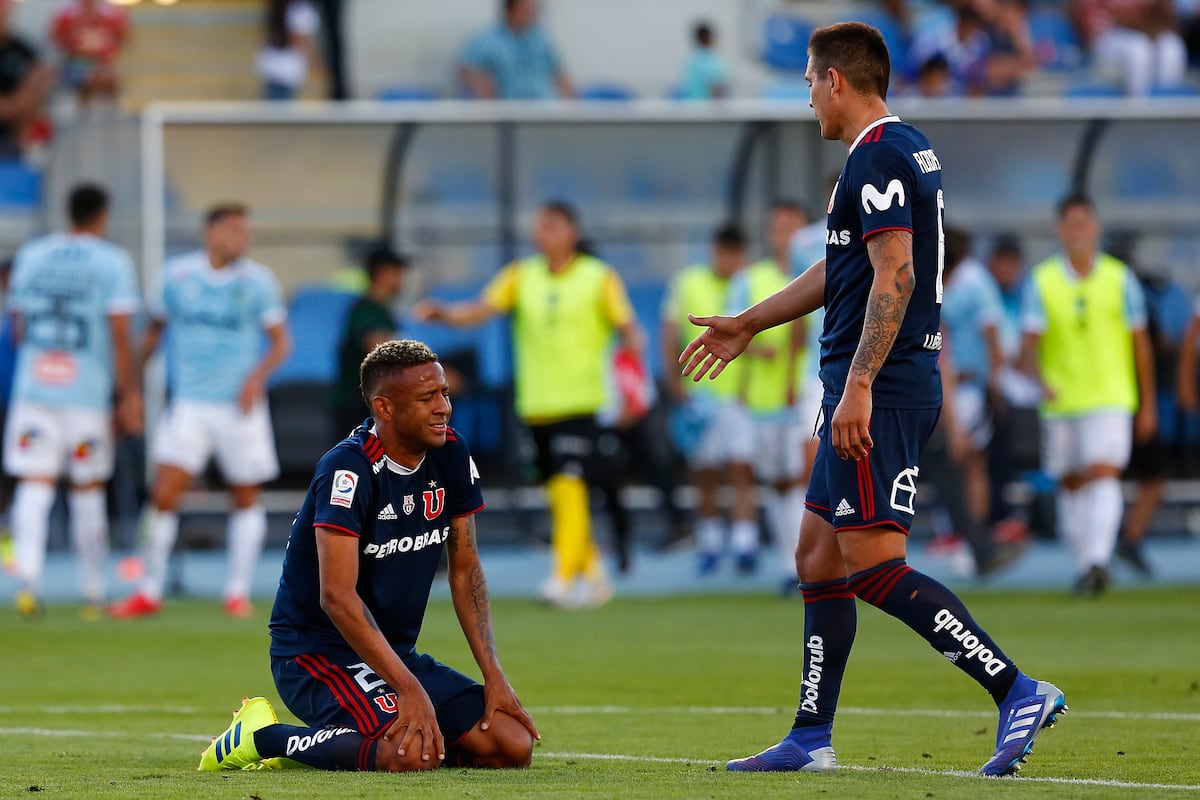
[
  {"xmin": 681, "ymin": 22, "xmax": 1065, "ymax": 776},
  {"xmin": 197, "ymin": 340, "xmax": 538, "ymax": 772},
  {"xmin": 108, "ymin": 203, "xmax": 291, "ymax": 619},
  {"xmin": 4, "ymin": 184, "xmax": 139, "ymax": 616}
]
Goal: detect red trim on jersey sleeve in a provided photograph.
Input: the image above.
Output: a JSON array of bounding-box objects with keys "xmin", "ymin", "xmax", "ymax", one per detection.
[
  {"xmin": 861, "ymin": 225, "xmax": 913, "ymax": 241},
  {"xmin": 451, "ymin": 502, "xmax": 486, "ymax": 519},
  {"xmin": 314, "ymin": 522, "xmax": 361, "ymax": 538},
  {"xmin": 832, "ymin": 520, "xmax": 911, "ymax": 535}
]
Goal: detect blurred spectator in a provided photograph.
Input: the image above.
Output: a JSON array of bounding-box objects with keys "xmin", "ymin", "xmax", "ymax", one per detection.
[
  {"xmin": 907, "ymin": 2, "xmax": 992, "ymax": 95},
  {"xmin": 980, "ymin": 0, "xmax": 1038, "ymax": 95},
  {"xmin": 0, "ymin": 0, "xmax": 53, "ymax": 160},
  {"xmin": 458, "ymin": 0, "xmax": 573, "ymax": 100},
  {"xmin": 1181, "ymin": 0, "xmax": 1200, "ymax": 65},
  {"xmin": 679, "ymin": 20, "xmax": 729, "ymax": 99},
  {"xmin": 1069, "ymin": 0, "xmax": 1187, "ymax": 95},
  {"xmin": 257, "ymin": 0, "xmax": 322, "ymax": 100},
  {"xmin": 50, "ymin": 0, "xmax": 128, "ymax": 108},
  {"xmin": 913, "ymin": 52, "xmax": 955, "ymax": 97},
  {"xmin": 330, "ymin": 245, "xmax": 407, "ymax": 436},
  {"xmin": 661, "ymin": 223, "xmax": 758, "ymax": 576},
  {"xmin": 414, "ymin": 201, "xmax": 639, "ymax": 607},
  {"xmin": 313, "ymin": 0, "xmax": 346, "ymax": 99},
  {"xmin": 1019, "ymin": 193, "xmax": 1155, "ymax": 596}
]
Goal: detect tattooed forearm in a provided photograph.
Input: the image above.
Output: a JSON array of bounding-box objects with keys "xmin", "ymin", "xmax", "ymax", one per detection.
[
  {"xmin": 467, "ymin": 562, "xmax": 497, "ymax": 657},
  {"xmin": 850, "ymin": 231, "xmax": 916, "ymax": 382},
  {"xmin": 449, "ymin": 515, "xmax": 498, "ymax": 662}
]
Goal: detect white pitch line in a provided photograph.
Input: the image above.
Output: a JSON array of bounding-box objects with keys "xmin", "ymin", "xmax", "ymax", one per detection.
[
  {"xmin": 540, "ymin": 751, "xmax": 1200, "ymax": 792},
  {"xmin": 3, "ymin": 703, "xmax": 1199, "ymax": 723},
  {"xmin": 2, "ymin": 728, "xmax": 1196, "ymax": 792}
]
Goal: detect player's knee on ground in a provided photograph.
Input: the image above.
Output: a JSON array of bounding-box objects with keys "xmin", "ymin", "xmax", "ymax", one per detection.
[
  {"xmin": 373, "ymin": 738, "xmax": 442, "ymax": 772},
  {"xmin": 461, "ymin": 714, "xmax": 534, "ymax": 768}
]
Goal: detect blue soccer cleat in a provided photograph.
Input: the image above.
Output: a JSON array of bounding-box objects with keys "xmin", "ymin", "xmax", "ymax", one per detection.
[
  {"xmin": 980, "ymin": 674, "xmax": 1067, "ymax": 776},
  {"xmin": 726, "ymin": 726, "xmax": 837, "ymax": 772}
]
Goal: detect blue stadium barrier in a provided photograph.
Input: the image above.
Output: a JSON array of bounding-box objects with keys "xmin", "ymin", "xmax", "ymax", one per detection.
[
  {"xmin": 376, "ymin": 85, "xmax": 441, "ymax": 101},
  {"xmin": 579, "ymin": 83, "xmax": 637, "ymax": 101},
  {"xmin": 762, "ymin": 79, "xmax": 810, "ymax": 100},
  {"xmin": 1149, "ymin": 83, "xmax": 1200, "ymax": 98},
  {"xmin": 1063, "ymin": 80, "xmax": 1123, "ymax": 98},
  {"xmin": 271, "ymin": 286, "xmax": 359, "ymax": 386},
  {"xmin": 0, "ymin": 160, "xmax": 41, "ymax": 208},
  {"xmin": 762, "ymin": 13, "xmax": 813, "ymax": 72}
]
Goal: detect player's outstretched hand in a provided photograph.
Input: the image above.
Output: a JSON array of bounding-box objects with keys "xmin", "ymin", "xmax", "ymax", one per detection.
[
  {"xmin": 679, "ymin": 313, "xmax": 753, "ymax": 382},
  {"xmin": 385, "ymin": 692, "xmax": 445, "ymax": 764},
  {"xmin": 831, "ymin": 384, "xmax": 873, "ymax": 461},
  {"xmin": 483, "ymin": 677, "xmax": 541, "ymax": 741},
  {"xmin": 411, "ymin": 300, "xmax": 444, "ymax": 323}
]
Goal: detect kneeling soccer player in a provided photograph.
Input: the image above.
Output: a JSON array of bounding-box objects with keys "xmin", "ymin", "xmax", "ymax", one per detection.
[{"xmin": 199, "ymin": 340, "xmax": 539, "ymax": 772}]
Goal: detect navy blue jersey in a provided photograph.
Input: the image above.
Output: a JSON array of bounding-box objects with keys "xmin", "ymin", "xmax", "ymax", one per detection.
[
  {"xmin": 269, "ymin": 423, "xmax": 485, "ymax": 658},
  {"xmin": 820, "ymin": 116, "xmax": 944, "ymax": 409}
]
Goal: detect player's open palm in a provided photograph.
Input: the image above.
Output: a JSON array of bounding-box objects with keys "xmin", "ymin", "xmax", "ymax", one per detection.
[
  {"xmin": 386, "ymin": 691, "xmax": 445, "ymax": 763},
  {"xmin": 483, "ymin": 677, "xmax": 541, "ymax": 740},
  {"xmin": 679, "ymin": 313, "xmax": 753, "ymax": 382},
  {"xmin": 831, "ymin": 384, "xmax": 874, "ymax": 461}
]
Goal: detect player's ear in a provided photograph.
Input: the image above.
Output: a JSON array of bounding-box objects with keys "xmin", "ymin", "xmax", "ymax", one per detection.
[{"xmin": 371, "ymin": 394, "xmax": 393, "ymax": 422}]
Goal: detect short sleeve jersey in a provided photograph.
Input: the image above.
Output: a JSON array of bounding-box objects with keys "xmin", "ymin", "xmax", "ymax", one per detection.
[
  {"xmin": 269, "ymin": 424, "xmax": 485, "ymax": 658},
  {"xmin": 153, "ymin": 251, "xmax": 287, "ymax": 404},
  {"xmin": 459, "ymin": 23, "xmax": 561, "ymax": 100},
  {"xmin": 8, "ymin": 232, "xmax": 138, "ymax": 410},
  {"xmin": 821, "ymin": 116, "xmax": 944, "ymax": 409}
]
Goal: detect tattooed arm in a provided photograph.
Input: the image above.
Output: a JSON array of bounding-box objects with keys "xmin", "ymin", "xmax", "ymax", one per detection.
[
  {"xmin": 830, "ymin": 229, "xmax": 916, "ymax": 461},
  {"xmin": 446, "ymin": 515, "xmax": 539, "ymax": 738}
]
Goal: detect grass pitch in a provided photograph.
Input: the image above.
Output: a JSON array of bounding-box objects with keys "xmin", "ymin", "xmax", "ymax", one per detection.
[{"xmin": 1, "ymin": 587, "xmax": 1198, "ymax": 799}]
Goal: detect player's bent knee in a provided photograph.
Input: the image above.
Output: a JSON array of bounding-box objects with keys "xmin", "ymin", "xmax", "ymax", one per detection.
[
  {"xmin": 373, "ymin": 741, "xmax": 442, "ymax": 773},
  {"xmin": 459, "ymin": 715, "xmax": 534, "ymax": 768}
]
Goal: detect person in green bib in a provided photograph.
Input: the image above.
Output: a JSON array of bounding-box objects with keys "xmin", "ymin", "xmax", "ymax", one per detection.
[
  {"xmin": 414, "ymin": 201, "xmax": 642, "ymax": 608},
  {"xmin": 728, "ymin": 201, "xmax": 810, "ymax": 592},
  {"xmin": 661, "ymin": 223, "xmax": 759, "ymax": 575},
  {"xmin": 1019, "ymin": 192, "xmax": 1156, "ymax": 596}
]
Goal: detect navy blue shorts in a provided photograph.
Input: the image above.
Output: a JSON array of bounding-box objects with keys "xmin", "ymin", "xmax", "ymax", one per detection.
[
  {"xmin": 272, "ymin": 650, "xmax": 485, "ymax": 747},
  {"xmin": 805, "ymin": 405, "xmax": 939, "ymax": 534}
]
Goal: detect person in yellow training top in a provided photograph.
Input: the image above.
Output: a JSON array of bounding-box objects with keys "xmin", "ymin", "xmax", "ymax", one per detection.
[
  {"xmin": 729, "ymin": 201, "xmax": 809, "ymax": 594},
  {"xmin": 414, "ymin": 201, "xmax": 642, "ymax": 608},
  {"xmin": 661, "ymin": 223, "xmax": 758, "ymax": 575},
  {"xmin": 1019, "ymin": 192, "xmax": 1155, "ymax": 597}
]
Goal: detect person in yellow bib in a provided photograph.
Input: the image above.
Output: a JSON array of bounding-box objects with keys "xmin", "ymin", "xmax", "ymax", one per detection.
[
  {"xmin": 728, "ymin": 201, "xmax": 809, "ymax": 592},
  {"xmin": 1019, "ymin": 192, "xmax": 1156, "ymax": 596},
  {"xmin": 661, "ymin": 223, "xmax": 758, "ymax": 575},
  {"xmin": 414, "ymin": 201, "xmax": 642, "ymax": 608}
]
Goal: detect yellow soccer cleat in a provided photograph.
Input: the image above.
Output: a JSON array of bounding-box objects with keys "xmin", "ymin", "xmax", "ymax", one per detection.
[{"xmin": 197, "ymin": 697, "xmax": 278, "ymax": 771}]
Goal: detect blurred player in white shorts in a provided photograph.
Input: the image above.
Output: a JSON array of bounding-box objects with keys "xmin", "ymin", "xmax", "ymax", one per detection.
[
  {"xmin": 4, "ymin": 184, "xmax": 139, "ymax": 616},
  {"xmin": 730, "ymin": 201, "xmax": 810, "ymax": 590},
  {"xmin": 662, "ymin": 224, "xmax": 758, "ymax": 574},
  {"xmin": 109, "ymin": 203, "xmax": 292, "ymax": 618}
]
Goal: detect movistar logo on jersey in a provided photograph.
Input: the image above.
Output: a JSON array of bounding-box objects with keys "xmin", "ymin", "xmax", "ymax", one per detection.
[
  {"xmin": 932, "ymin": 609, "xmax": 1008, "ymax": 676},
  {"xmin": 363, "ymin": 525, "xmax": 449, "ymax": 558},
  {"xmin": 861, "ymin": 179, "xmax": 906, "ymax": 214}
]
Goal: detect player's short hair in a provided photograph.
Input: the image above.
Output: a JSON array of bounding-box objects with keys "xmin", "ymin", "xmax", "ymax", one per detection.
[
  {"xmin": 771, "ymin": 197, "xmax": 809, "ymax": 219},
  {"xmin": 713, "ymin": 222, "xmax": 746, "ymax": 249},
  {"xmin": 68, "ymin": 184, "xmax": 109, "ymax": 227},
  {"xmin": 205, "ymin": 202, "xmax": 249, "ymax": 227},
  {"xmin": 808, "ymin": 21, "xmax": 890, "ymax": 100},
  {"xmin": 694, "ymin": 21, "xmax": 713, "ymax": 47},
  {"xmin": 359, "ymin": 339, "xmax": 439, "ymax": 403},
  {"xmin": 1056, "ymin": 191, "xmax": 1094, "ymax": 219},
  {"xmin": 991, "ymin": 232, "xmax": 1022, "ymax": 258},
  {"xmin": 541, "ymin": 199, "xmax": 580, "ymax": 229},
  {"xmin": 364, "ymin": 244, "xmax": 409, "ymax": 280}
]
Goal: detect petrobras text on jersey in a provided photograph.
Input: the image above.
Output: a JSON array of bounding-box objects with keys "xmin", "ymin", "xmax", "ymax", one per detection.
[{"xmin": 363, "ymin": 526, "xmax": 450, "ymax": 559}]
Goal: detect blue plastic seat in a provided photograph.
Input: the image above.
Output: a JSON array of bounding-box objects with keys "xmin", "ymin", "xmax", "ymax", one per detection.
[
  {"xmin": 376, "ymin": 85, "xmax": 441, "ymax": 101},
  {"xmin": 0, "ymin": 161, "xmax": 41, "ymax": 208},
  {"xmin": 762, "ymin": 14, "xmax": 813, "ymax": 72},
  {"xmin": 271, "ymin": 286, "xmax": 359, "ymax": 386},
  {"xmin": 579, "ymin": 83, "xmax": 636, "ymax": 101},
  {"xmin": 1063, "ymin": 80, "xmax": 1123, "ymax": 98}
]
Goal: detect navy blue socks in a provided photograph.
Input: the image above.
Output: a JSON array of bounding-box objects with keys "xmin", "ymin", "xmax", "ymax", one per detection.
[
  {"xmin": 254, "ymin": 724, "xmax": 377, "ymax": 771},
  {"xmin": 791, "ymin": 578, "xmax": 857, "ymax": 729}
]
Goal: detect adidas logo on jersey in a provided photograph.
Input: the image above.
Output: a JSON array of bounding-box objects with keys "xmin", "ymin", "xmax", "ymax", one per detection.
[
  {"xmin": 377, "ymin": 503, "xmax": 398, "ymax": 520},
  {"xmin": 835, "ymin": 498, "xmax": 856, "ymax": 517}
]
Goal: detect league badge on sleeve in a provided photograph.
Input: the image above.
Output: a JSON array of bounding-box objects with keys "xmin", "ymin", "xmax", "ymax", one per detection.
[{"xmin": 330, "ymin": 469, "xmax": 359, "ymax": 508}]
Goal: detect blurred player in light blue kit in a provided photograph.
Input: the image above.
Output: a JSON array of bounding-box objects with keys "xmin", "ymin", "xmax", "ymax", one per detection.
[
  {"xmin": 109, "ymin": 203, "xmax": 291, "ymax": 619},
  {"xmin": 5, "ymin": 183, "xmax": 139, "ymax": 616}
]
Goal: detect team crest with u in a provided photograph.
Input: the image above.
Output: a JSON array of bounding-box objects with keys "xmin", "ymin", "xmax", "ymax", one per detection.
[
  {"xmin": 402, "ymin": 494, "xmax": 415, "ymax": 516},
  {"xmin": 422, "ymin": 488, "xmax": 445, "ymax": 520}
]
